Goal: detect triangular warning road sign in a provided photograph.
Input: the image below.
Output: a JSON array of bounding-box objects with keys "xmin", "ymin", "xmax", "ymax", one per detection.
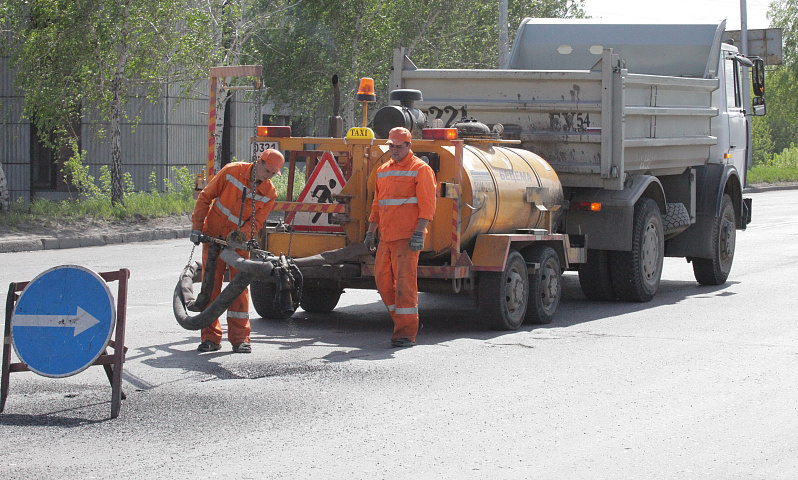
[{"xmin": 286, "ymin": 152, "xmax": 346, "ymax": 232}]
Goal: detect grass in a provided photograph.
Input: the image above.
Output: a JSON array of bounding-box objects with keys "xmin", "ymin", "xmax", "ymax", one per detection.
[
  {"xmin": 748, "ymin": 166, "xmax": 798, "ymax": 183},
  {"xmin": 0, "ymin": 165, "xmax": 307, "ymax": 229},
  {"xmin": 748, "ymin": 144, "xmax": 798, "ymax": 184}
]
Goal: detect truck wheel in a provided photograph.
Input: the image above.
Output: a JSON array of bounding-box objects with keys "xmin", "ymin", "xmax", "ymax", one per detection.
[
  {"xmin": 251, "ymin": 279, "xmax": 296, "ymax": 320},
  {"xmin": 610, "ymin": 197, "xmax": 664, "ymax": 302},
  {"xmin": 578, "ymin": 249, "xmax": 615, "ymax": 301},
  {"xmin": 300, "ymin": 287, "xmax": 342, "ymax": 313},
  {"xmin": 478, "ymin": 250, "xmax": 528, "ymax": 330},
  {"xmin": 525, "ymin": 246, "xmax": 561, "ymax": 324},
  {"xmin": 693, "ymin": 193, "xmax": 735, "ymax": 285}
]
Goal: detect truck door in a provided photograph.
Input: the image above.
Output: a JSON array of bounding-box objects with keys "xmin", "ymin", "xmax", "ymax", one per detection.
[{"xmin": 724, "ymin": 54, "xmax": 747, "ymax": 173}]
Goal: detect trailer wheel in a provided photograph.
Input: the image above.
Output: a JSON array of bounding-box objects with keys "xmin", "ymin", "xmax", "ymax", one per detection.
[
  {"xmin": 578, "ymin": 249, "xmax": 615, "ymax": 301},
  {"xmin": 610, "ymin": 197, "xmax": 664, "ymax": 302},
  {"xmin": 479, "ymin": 250, "xmax": 528, "ymax": 330},
  {"xmin": 525, "ymin": 246, "xmax": 561, "ymax": 324},
  {"xmin": 251, "ymin": 279, "xmax": 296, "ymax": 320},
  {"xmin": 300, "ymin": 287, "xmax": 342, "ymax": 313},
  {"xmin": 693, "ymin": 193, "xmax": 735, "ymax": 285}
]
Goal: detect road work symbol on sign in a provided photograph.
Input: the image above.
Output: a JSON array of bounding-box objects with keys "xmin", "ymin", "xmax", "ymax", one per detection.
[
  {"xmin": 286, "ymin": 151, "xmax": 346, "ymax": 232},
  {"xmin": 11, "ymin": 265, "xmax": 116, "ymax": 378}
]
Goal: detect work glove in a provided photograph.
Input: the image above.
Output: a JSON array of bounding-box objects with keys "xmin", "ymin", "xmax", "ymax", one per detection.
[
  {"xmin": 190, "ymin": 230, "xmax": 203, "ymax": 245},
  {"xmin": 364, "ymin": 231, "xmax": 376, "ymax": 252},
  {"xmin": 409, "ymin": 231, "xmax": 424, "ymax": 252}
]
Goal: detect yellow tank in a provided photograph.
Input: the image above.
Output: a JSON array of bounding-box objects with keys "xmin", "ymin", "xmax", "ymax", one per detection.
[{"xmin": 427, "ymin": 144, "xmax": 564, "ymax": 258}]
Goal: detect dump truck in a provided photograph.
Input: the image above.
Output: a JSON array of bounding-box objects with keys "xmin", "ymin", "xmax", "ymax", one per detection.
[
  {"xmin": 387, "ymin": 18, "xmax": 765, "ymax": 303},
  {"xmin": 249, "ymin": 19, "xmax": 765, "ymax": 329}
]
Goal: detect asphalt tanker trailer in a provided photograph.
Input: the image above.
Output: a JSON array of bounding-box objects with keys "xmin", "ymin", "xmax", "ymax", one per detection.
[{"xmin": 251, "ymin": 112, "xmax": 584, "ymax": 330}]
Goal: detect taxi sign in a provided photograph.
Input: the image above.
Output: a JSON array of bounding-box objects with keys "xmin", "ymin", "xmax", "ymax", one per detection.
[
  {"xmin": 346, "ymin": 127, "xmax": 375, "ymax": 140},
  {"xmin": 11, "ymin": 265, "xmax": 116, "ymax": 378}
]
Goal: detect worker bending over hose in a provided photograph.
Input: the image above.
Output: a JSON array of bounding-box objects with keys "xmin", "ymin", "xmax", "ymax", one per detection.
[{"xmin": 189, "ymin": 149, "xmax": 283, "ymax": 353}]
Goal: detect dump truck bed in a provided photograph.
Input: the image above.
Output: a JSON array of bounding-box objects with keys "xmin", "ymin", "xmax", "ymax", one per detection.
[{"xmin": 389, "ymin": 21, "xmax": 726, "ymax": 191}]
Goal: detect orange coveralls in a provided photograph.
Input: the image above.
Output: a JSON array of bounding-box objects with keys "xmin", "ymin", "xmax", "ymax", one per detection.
[
  {"xmin": 369, "ymin": 151, "xmax": 437, "ymax": 341},
  {"xmin": 191, "ymin": 162, "xmax": 276, "ymax": 346}
]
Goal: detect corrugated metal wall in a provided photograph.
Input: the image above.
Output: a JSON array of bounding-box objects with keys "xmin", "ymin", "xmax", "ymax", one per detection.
[
  {"xmin": 80, "ymin": 80, "xmax": 259, "ymax": 194},
  {"xmin": 2, "ymin": 63, "xmax": 269, "ymax": 203},
  {"xmin": 0, "ymin": 50, "xmax": 31, "ymax": 204}
]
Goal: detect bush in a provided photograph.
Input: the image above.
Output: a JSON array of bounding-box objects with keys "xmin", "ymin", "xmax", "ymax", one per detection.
[{"xmin": 748, "ymin": 143, "xmax": 798, "ymax": 184}]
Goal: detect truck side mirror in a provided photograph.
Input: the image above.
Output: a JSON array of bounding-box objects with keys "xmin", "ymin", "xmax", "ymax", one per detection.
[
  {"xmin": 752, "ymin": 96, "xmax": 766, "ymax": 116},
  {"xmin": 752, "ymin": 57, "xmax": 765, "ymax": 98}
]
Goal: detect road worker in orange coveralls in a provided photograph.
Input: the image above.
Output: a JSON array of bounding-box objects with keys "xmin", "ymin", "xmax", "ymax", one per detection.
[
  {"xmin": 365, "ymin": 127, "xmax": 437, "ymax": 348},
  {"xmin": 189, "ymin": 149, "xmax": 283, "ymax": 353}
]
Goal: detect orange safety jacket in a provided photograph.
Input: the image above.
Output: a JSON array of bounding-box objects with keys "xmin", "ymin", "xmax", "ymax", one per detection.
[
  {"xmin": 369, "ymin": 151, "xmax": 437, "ymax": 242},
  {"xmin": 192, "ymin": 162, "xmax": 276, "ymax": 239}
]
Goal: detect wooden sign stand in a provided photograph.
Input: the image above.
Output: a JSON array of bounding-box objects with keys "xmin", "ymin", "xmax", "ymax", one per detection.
[{"xmin": 1, "ymin": 268, "xmax": 130, "ymax": 419}]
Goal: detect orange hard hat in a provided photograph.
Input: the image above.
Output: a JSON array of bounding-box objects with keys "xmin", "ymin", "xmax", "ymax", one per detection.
[
  {"xmin": 386, "ymin": 127, "xmax": 412, "ymax": 145},
  {"xmin": 259, "ymin": 148, "xmax": 284, "ymax": 175}
]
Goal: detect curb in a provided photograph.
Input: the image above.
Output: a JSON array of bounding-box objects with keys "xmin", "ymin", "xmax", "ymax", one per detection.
[
  {"xmin": 743, "ymin": 184, "xmax": 798, "ymax": 193},
  {"xmin": 0, "ymin": 227, "xmax": 193, "ymax": 254}
]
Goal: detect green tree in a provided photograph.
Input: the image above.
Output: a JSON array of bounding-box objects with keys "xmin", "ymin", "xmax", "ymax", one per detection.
[
  {"xmin": 255, "ymin": 0, "xmax": 584, "ymax": 133},
  {"xmin": 751, "ymin": 115, "xmax": 775, "ymax": 165},
  {"xmin": 762, "ymin": 0, "xmax": 798, "ymax": 154},
  {"xmin": 191, "ymin": 0, "xmax": 295, "ymax": 174},
  {"xmin": 3, "ymin": 0, "xmax": 208, "ymax": 204}
]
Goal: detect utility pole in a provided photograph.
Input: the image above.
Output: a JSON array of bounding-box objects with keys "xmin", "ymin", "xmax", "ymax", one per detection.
[
  {"xmin": 740, "ymin": 0, "xmax": 753, "ymax": 174},
  {"xmin": 498, "ymin": 0, "xmax": 508, "ymax": 68}
]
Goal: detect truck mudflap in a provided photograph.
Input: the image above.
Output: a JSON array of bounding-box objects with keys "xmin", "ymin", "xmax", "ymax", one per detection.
[{"xmin": 742, "ymin": 196, "xmax": 753, "ymax": 228}]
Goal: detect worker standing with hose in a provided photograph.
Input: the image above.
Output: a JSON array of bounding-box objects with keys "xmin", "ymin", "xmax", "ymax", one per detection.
[
  {"xmin": 189, "ymin": 149, "xmax": 283, "ymax": 353},
  {"xmin": 365, "ymin": 127, "xmax": 437, "ymax": 348}
]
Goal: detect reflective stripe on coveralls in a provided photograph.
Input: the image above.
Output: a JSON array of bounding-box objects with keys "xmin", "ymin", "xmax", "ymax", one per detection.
[
  {"xmin": 378, "ymin": 197, "xmax": 418, "ymax": 206},
  {"xmin": 384, "ymin": 305, "xmax": 418, "ymax": 314},
  {"xmin": 375, "ymin": 238, "xmax": 421, "ymax": 342}
]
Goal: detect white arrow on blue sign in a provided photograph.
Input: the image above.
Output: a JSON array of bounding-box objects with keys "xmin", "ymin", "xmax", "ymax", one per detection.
[{"xmin": 11, "ymin": 265, "xmax": 116, "ymax": 378}]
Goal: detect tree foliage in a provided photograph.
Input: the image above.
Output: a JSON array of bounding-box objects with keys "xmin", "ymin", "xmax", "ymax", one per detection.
[
  {"xmin": 3, "ymin": 0, "xmax": 208, "ymax": 203},
  {"xmin": 756, "ymin": 0, "xmax": 798, "ymax": 160},
  {"xmin": 255, "ymin": 0, "xmax": 585, "ymax": 132},
  {"xmin": 2, "ymin": 0, "xmax": 586, "ymax": 201}
]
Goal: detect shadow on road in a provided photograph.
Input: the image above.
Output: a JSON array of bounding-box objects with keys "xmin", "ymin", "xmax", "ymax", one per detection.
[{"xmin": 134, "ymin": 272, "xmax": 738, "ymax": 381}]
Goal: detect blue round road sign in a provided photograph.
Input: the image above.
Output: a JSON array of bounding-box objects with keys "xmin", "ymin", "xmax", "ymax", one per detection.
[{"xmin": 11, "ymin": 265, "xmax": 116, "ymax": 378}]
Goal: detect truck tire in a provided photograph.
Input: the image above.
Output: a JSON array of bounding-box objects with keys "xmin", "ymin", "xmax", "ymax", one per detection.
[
  {"xmin": 478, "ymin": 250, "xmax": 528, "ymax": 330},
  {"xmin": 692, "ymin": 193, "xmax": 735, "ymax": 285},
  {"xmin": 524, "ymin": 246, "xmax": 561, "ymax": 324},
  {"xmin": 610, "ymin": 197, "xmax": 664, "ymax": 302},
  {"xmin": 251, "ymin": 279, "xmax": 296, "ymax": 320},
  {"xmin": 578, "ymin": 249, "xmax": 615, "ymax": 301},
  {"xmin": 299, "ymin": 287, "xmax": 342, "ymax": 313}
]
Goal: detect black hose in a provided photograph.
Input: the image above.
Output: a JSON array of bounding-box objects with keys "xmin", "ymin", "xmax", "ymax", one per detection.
[
  {"xmin": 174, "ymin": 247, "xmax": 280, "ymax": 330},
  {"xmin": 173, "ymin": 242, "xmax": 371, "ymax": 330},
  {"xmin": 174, "ymin": 270, "xmax": 256, "ymax": 330},
  {"xmin": 186, "ymin": 242, "xmax": 221, "ymax": 312}
]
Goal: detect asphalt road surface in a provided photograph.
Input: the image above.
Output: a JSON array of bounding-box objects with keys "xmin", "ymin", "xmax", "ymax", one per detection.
[{"xmin": 1, "ymin": 190, "xmax": 796, "ymax": 479}]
